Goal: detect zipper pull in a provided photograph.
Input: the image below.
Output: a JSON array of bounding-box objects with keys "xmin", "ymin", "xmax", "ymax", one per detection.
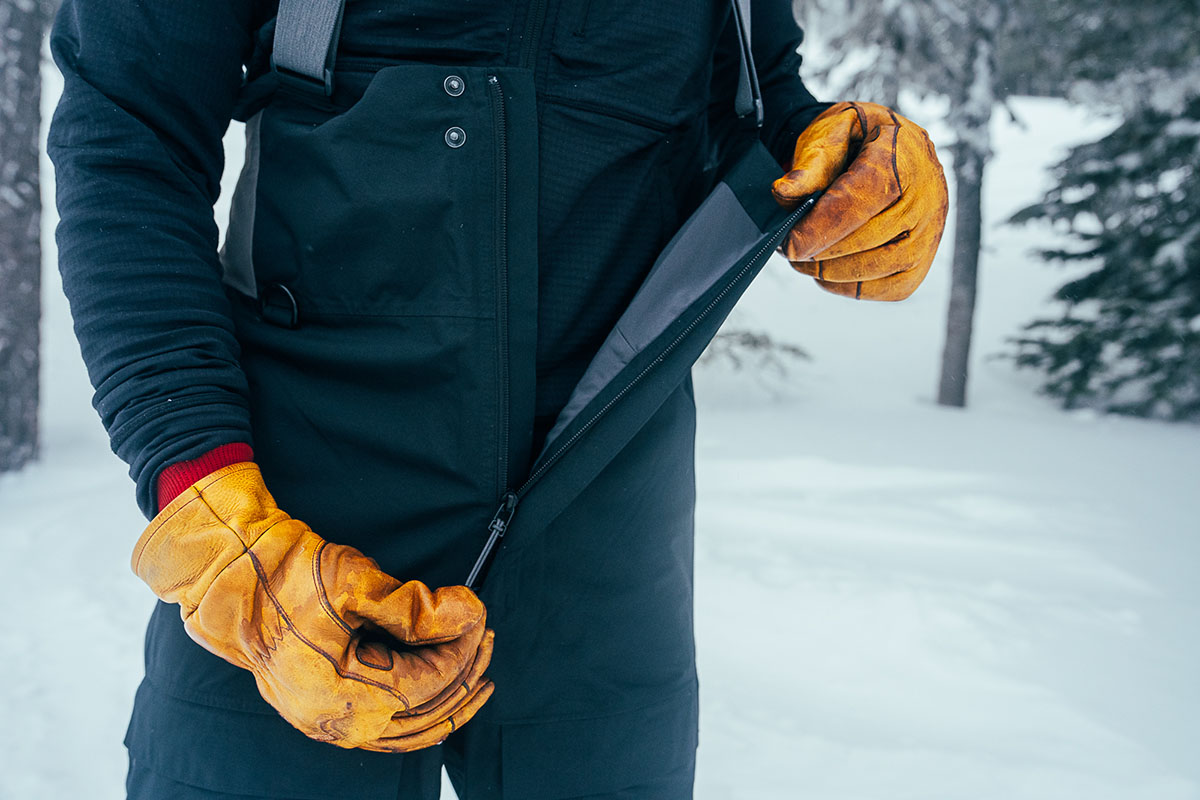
[
  {"xmin": 465, "ymin": 491, "xmax": 519, "ymax": 591},
  {"xmin": 488, "ymin": 491, "xmax": 519, "ymax": 538}
]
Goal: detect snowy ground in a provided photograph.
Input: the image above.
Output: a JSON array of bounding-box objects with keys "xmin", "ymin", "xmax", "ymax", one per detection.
[{"xmin": 2, "ymin": 67, "xmax": 1198, "ymax": 799}]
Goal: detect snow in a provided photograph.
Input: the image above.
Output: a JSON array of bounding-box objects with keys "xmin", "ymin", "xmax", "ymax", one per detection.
[{"xmin": 2, "ymin": 63, "xmax": 1197, "ymax": 800}]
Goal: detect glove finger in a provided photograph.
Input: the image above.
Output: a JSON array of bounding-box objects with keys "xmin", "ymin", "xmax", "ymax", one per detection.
[
  {"xmin": 809, "ymin": 124, "xmax": 948, "ymax": 263},
  {"xmin": 815, "ymin": 266, "xmax": 928, "ymax": 302},
  {"xmin": 800, "ymin": 238, "xmax": 934, "ymax": 302},
  {"xmin": 350, "ymin": 575, "xmax": 487, "ymax": 646},
  {"xmin": 384, "ymin": 614, "xmax": 489, "ymax": 709},
  {"xmin": 793, "ymin": 207, "xmax": 911, "ymax": 262},
  {"xmin": 396, "ymin": 627, "xmax": 494, "ymax": 722},
  {"xmin": 771, "ymin": 107, "xmax": 863, "ymax": 201},
  {"xmin": 360, "ymin": 680, "xmax": 495, "ymax": 753},
  {"xmin": 379, "ymin": 630, "xmax": 495, "ymax": 738},
  {"xmin": 780, "ymin": 124, "xmax": 903, "ymax": 262}
]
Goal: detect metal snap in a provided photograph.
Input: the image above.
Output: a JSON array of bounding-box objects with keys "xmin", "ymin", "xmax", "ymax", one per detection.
[
  {"xmin": 445, "ymin": 127, "xmax": 467, "ymax": 148},
  {"xmin": 443, "ymin": 75, "xmax": 465, "ymax": 96}
]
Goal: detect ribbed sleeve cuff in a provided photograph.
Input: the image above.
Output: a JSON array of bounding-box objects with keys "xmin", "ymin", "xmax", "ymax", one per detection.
[{"xmin": 155, "ymin": 442, "xmax": 255, "ymax": 511}]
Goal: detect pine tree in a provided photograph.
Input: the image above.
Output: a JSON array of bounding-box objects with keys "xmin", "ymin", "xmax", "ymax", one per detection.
[
  {"xmin": 1009, "ymin": 92, "xmax": 1200, "ymax": 421},
  {"xmin": 1008, "ymin": 1, "xmax": 1200, "ymax": 421}
]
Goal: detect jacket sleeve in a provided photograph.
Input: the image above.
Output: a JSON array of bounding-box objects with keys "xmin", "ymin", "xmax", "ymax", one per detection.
[
  {"xmin": 709, "ymin": 0, "xmax": 831, "ymax": 170},
  {"xmin": 48, "ymin": 1, "xmax": 271, "ymax": 517}
]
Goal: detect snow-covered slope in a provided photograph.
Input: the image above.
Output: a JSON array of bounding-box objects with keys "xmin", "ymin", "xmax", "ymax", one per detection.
[{"xmin": 1, "ymin": 64, "xmax": 1196, "ymax": 799}]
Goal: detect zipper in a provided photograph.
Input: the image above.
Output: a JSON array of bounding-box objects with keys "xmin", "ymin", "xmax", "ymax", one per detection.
[
  {"xmin": 466, "ymin": 75, "xmax": 512, "ymax": 592},
  {"xmin": 466, "ymin": 491, "xmax": 518, "ymax": 589},
  {"xmin": 519, "ymin": 0, "xmax": 549, "ymax": 70},
  {"xmin": 489, "ymin": 75, "xmax": 511, "ymax": 498},
  {"xmin": 466, "ymin": 193, "xmax": 820, "ymax": 590}
]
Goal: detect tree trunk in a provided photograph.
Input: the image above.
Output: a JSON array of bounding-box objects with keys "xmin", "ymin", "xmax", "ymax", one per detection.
[
  {"xmin": 0, "ymin": 0, "xmax": 45, "ymax": 472},
  {"xmin": 936, "ymin": 3, "xmax": 1002, "ymax": 408},
  {"xmin": 937, "ymin": 145, "xmax": 986, "ymax": 407}
]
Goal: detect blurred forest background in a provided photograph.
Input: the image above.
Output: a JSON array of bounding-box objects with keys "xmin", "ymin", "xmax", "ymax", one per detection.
[{"xmin": 2, "ymin": 0, "xmax": 1199, "ymax": 470}]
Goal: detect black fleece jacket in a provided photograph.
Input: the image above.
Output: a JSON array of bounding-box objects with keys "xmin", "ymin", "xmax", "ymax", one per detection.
[{"xmin": 48, "ymin": 0, "xmax": 826, "ymax": 516}]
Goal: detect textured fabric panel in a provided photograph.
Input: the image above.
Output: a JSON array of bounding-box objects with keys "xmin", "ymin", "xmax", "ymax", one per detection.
[
  {"xmin": 532, "ymin": 101, "xmax": 685, "ymax": 418},
  {"xmin": 544, "ymin": 181, "xmax": 761, "ymax": 446},
  {"xmin": 336, "ymin": 0, "xmax": 513, "ymax": 66}
]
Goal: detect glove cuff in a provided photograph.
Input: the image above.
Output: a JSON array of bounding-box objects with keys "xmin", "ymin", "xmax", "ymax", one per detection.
[{"xmin": 132, "ymin": 461, "xmax": 290, "ymax": 612}]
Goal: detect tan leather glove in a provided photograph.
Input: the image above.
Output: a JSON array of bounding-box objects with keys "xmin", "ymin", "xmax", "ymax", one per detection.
[
  {"xmin": 132, "ymin": 462, "xmax": 494, "ymax": 752},
  {"xmin": 772, "ymin": 101, "xmax": 949, "ymax": 301}
]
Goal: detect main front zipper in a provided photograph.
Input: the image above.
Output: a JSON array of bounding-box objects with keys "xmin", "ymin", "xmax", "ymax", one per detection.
[
  {"xmin": 489, "ymin": 74, "xmax": 511, "ymax": 500},
  {"xmin": 465, "ymin": 193, "xmax": 821, "ymax": 590},
  {"xmin": 518, "ymin": 0, "xmax": 550, "ymax": 70}
]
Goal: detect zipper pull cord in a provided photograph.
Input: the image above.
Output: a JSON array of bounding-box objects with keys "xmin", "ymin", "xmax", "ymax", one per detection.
[{"xmin": 466, "ymin": 491, "xmax": 519, "ymax": 590}]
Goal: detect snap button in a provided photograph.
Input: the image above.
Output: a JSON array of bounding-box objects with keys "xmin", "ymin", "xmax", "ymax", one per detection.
[
  {"xmin": 445, "ymin": 127, "xmax": 467, "ymax": 148},
  {"xmin": 443, "ymin": 75, "xmax": 465, "ymax": 96}
]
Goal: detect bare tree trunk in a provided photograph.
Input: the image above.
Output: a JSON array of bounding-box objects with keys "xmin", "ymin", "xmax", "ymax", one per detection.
[
  {"xmin": 0, "ymin": 0, "xmax": 45, "ymax": 472},
  {"xmin": 937, "ymin": 145, "xmax": 985, "ymax": 406},
  {"xmin": 936, "ymin": 3, "xmax": 1002, "ymax": 408}
]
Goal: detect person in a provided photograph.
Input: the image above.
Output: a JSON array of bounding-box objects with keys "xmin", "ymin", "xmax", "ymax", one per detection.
[{"xmin": 48, "ymin": 0, "xmax": 948, "ymax": 797}]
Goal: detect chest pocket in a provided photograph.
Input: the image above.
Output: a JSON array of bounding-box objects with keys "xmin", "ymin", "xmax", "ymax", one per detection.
[
  {"xmin": 547, "ymin": 0, "xmax": 722, "ymax": 130},
  {"xmin": 229, "ymin": 65, "xmax": 500, "ymax": 319}
]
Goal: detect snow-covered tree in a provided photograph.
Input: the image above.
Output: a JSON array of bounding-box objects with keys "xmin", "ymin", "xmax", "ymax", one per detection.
[{"xmin": 1008, "ymin": 1, "xmax": 1200, "ymax": 421}]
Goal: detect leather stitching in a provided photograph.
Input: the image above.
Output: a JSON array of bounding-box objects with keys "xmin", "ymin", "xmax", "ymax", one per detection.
[
  {"xmin": 243, "ymin": 547, "xmax": 415, "ymax": 711},
  {"xmin": 355, "ymin": 639, "xmax": 396, "ymax": 672},
  {"xmin": 888, "ymin": 118, "xmax": 902, "ymax": 193},
  {"xmin": 312, "ymin": 540, "xmax": 356, "ymax": 637}
]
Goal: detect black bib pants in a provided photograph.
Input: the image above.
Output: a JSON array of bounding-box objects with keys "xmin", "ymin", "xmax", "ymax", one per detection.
[{"xmin": 126, "ymin": 59, "xmax": 705, "ymax": 800}]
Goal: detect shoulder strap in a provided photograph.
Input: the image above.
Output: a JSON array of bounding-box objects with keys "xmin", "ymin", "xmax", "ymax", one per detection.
[
  {"xmin": 271, "ymin": 0, "xmax": 344, "ymax": 95},
  {"xmin": 270, "ymin": 0, "xmax": 763, "ymax": 127},
  {"xmin": 730, "ymin": 0, "xmax": 764, "ymax": 126}
]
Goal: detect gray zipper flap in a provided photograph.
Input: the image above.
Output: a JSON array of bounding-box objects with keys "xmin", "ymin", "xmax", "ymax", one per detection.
[
  {"xmin": 541, "ymin": 185, "xmax": 761, "ymax": 450},
  {"xmin": 534, "ymin": 141, "xmax": 802, "ymax": 470}
]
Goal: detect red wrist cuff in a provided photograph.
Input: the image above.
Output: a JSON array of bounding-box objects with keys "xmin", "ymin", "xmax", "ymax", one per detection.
[{"xmin": 156, "ymin": 442, "xmax": 255, "ymax": 511}]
